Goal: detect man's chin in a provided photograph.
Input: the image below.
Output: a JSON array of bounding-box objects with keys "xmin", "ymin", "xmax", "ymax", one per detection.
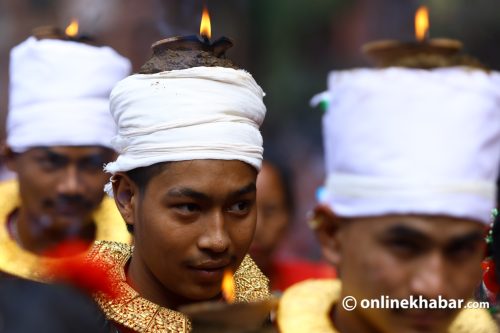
[
  {"xmin": 174, "ymin": 279, "xmax": 225, "ymax": 303},
  {"xmin": 386, "ymin": 310, "xmax": 456, "ymax": 333},
  {"xmin": 40, "ymin": 213, "xmax": 94, "ymax": 232}
]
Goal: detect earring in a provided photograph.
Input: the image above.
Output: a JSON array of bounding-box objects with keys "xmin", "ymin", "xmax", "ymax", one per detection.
[{"xmin": 306, "ymin": 210, "xmax": 324, "ymax": 230}]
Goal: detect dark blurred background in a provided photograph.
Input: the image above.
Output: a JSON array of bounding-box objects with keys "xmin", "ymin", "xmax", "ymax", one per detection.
[{"xmin": 1, "ymin": 0, "xmax": 500, "ymax": 260}]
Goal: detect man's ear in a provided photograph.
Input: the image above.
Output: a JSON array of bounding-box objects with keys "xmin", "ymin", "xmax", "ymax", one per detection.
[
  {"xmin": 112, "ymin": 173, "xmax": 138, "ymax": 229},
  {"xmin": 310, "ymin": 204, "xmax": 343, "ymax": 267},
  {"xmin": 3, "ymin": 147, "xmax": 17, "ymax": 172}
]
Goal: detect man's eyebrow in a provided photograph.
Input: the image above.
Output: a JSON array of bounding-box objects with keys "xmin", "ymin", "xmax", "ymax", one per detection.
[
  {"xmin": 77, "ymin": 154, "xmax": 108, "ymax": 163},
  {"xmin": 381, "ymin": 225, "xmax": 432, "ymax": 243},
  {"xmin": 42, "ymin": 149, "xmax": 67, "ymax": 161},
  {"xmin": 229, "ymin": 183, "xmax": 256, "ymax": 198},
  {"xmin": 446, "ymin": 231, "xmax": 484, "ymax": 248},
  {"xmin": 166, "ymin": 183, "xmax": 256, "ymax": 201},
  {"xmin": 167, "ymin": 187, "xmax": 210, "ymax": 200}
]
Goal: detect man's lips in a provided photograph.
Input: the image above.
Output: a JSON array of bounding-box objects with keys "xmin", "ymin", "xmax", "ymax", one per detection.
[
  {"xmin": 42, "ymin": 205, "xmax": 86, "ymax": 218},
  {"xmin": 399, "ymin": 309, "xmax": 451, "ymax": 329},
  {"xmin": 190, "ymin": 258, "xmax": 232, "ymax": 271},
  {"xmin": 188, "ymin": 259, "xmax": 232, "ymax": 282}
]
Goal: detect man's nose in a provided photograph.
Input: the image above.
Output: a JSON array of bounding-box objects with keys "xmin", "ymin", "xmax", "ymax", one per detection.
[
  {"xmin": 197, "ymin": 211, "xmax": 230, "ymax": 253},
  {"xmin": 410, "ymin": 253, "xmax": 449, "ymax": 299},
  {"xmin": 56, "ymin": 166, "xmax": 83, "ymax": 196}
]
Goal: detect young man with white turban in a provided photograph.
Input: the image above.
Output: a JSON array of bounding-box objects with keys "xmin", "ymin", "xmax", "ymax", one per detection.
[
  {"xmin": 277, "ymin": 66, "xmax": 500, "ymax": 333},
  {"xmin": 0, "ymin": 33, "xmax": 132, "ymax": 281},
  {"xmin": 87, "ymin": 44, "xmax": 270, "ymax": 332}
]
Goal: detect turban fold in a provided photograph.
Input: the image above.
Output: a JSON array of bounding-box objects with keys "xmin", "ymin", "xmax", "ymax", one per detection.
[{"xmin": 105, "ymin": 66, "xmax": 266, "ymax": 175}]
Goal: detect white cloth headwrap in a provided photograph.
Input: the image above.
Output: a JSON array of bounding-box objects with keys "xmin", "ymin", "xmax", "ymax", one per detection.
[
  {"xmin": 105, "ymin": 66, "xmax": 266, "ymax": 176},
  {"xmin": 313, "ymin": 67, "xmax": 500, "ymax": 224},
  {"xmin": 7, "ymin": 36, "xmax": 131, "ymax": 152}
]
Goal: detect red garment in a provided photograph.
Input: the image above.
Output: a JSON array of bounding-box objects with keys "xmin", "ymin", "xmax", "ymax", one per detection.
[{"xmin": 271, "ymin": 259, "xmax": 337, "ymax": 292}]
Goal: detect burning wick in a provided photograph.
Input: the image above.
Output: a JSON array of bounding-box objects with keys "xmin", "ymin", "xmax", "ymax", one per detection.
[
  {"xmin": 145, "ymin": 2, "xmax": 233, "ymax": 64},
  {"xmin": 361, "ymin": 5, "xmax": 462, "ymax": 67},
  {"xmin": 222, "ymin": 269, "xmax": 235, "ymax": 303},
  {"xmin": 200, "ymin": 4, "xmax": 212, "ymax": 43},
  {"xmin": 65, "ymin": 19, "xmax": 79, "ymax": 38},
  {"xmin": 415, "ymin": 6, "xmax": 429, "ymax": 42}
]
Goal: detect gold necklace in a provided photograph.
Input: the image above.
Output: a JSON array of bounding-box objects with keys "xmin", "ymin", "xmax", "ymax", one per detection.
[{"xmin": 90, "ymin": 241, "xmax": 271, "ymax": 333}]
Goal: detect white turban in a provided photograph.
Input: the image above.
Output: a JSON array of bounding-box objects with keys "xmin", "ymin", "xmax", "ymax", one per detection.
[
  {"xmin": 105, "ymin": 66, "xmax": 266, "ymax": 175},
  {"xmin": 7, "ymin": 36, "xmax": 131, "ymax": 152},
  {"xmin": 314, "ymin": 67, "xmax": 500, "ymax": 224}
]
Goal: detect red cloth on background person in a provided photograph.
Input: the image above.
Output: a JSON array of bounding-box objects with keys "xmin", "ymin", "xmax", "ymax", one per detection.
[{"xmin": 270, "ymin": 259, "xmax": 337, "ymax": 292}]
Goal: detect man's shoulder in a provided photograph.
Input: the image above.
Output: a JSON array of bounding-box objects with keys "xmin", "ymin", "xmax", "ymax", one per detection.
[
  {"xmin": 277, "ymin": 279, "xmax": 499, "ymax": 333},
  {"xmin": 0, "ymin": 179, "xmax": 19, "ymax": 217},
  {"xmin": 448, "ymin": 306, "xmax": 498, "ymax": 333},
  {"xmin": 278, "ymin": 279, "xmax": 340, "ymax": 333},
  {"xmin": 0, "ymin": 180, "xmax": 42, "ymax": 281},
  {"xmin": 0, "ymin": 179, "xmax": 18, "ymax": 193},
  {"xmin": 282, "ymin": 278, "xmax": 340, "ymax": 296}
]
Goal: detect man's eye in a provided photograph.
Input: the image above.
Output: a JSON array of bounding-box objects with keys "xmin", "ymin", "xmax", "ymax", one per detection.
[
  {"xmin": 36, "ymin": 156, "xmax": 64, "ymax": 170},
  {"xmin": 445, "ymin": 243, "xmax": 480, "ymax": 261},
  {"xmin": 174, "ymin": 204, "xmax": 200, "ymax": 213},
  {"xmin": 386, "ymin": 239, "xmax": 422, "ymax": 257},
  {"xmin": 79, "ymin": 159, "xmax": 105, "ymax": 172},
  {"xmin": 228, "ymin": 201, "xmax": 252, "ymax": 215}
]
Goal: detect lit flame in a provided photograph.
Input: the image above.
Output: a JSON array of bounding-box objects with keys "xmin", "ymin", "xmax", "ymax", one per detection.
[
  {"xmin": 200, "ymin": 5, "xmax": 211, "ymax": 40},
  {"xmin": 222, "ymin": 269, "xmax": 235, "ymax": 303},
  {"xmin": 65, "ymin": 19, "xmax": 79, "ymax": 37},
  {"xmin": 415, "ymin": 6, "xmax": 429, "ymax": 42}
]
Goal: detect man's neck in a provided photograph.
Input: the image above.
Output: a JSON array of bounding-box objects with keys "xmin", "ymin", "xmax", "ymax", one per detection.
[
  {"xmin": 126, "ymin": 249, "xmax": 221, "ymax": 310},
  {"xmin": 127, "ymin": 251, "xmax": 183, "ymax": 310},
  {"xmin": 333, "ymin": 302, "xmax": 383, "ymax": 333}
]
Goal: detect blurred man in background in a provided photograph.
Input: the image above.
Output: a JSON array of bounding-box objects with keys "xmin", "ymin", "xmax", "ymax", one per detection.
[
  {"xmin": 251, "ymin": 160, "xmax": 335, "ymax": 291},
  {"xmin": 278, "ymin": 65, "xmax": 500, "ymax": 333},
  {"xmin": 0, "ymin": 30, "xmax": 132, "ymax": 281}
]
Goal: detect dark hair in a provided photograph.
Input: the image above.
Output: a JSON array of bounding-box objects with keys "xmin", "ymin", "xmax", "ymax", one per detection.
[
  {"xmin": 263, "ymin": 160, "xmax": 295, "ymax": 214},
  {"xmin": 125, "ymin": 162, "xmax": 170, "ymax": 194},
  {"xmin": 123, "ymin": 162, "xmax": 170, "ymax": 233},
  {"xmin": 0, "ymin": 279, "xmax": 112, "ymax": 333},
  {"xmin": 493, "ymin": 209, "xmax": 500, "ymax": 282}
]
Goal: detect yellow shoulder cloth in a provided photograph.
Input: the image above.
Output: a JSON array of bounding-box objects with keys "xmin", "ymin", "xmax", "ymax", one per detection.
[{"xmin": 277, "ymin": 279, "xmax": 498, "ymax": 333}]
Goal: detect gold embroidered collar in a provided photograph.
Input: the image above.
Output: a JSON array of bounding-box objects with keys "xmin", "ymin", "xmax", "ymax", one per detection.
[
  {"xmin": 89, "ymin": 241, "xmax": 270, "ymax": 333},
  {"xmin": 0, "ymin": 180, "xmax": 131, "ymax": 281}
]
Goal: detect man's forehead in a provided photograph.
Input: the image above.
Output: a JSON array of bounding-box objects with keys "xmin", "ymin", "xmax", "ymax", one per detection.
[
  {"xmin": 166, "ymin": 182, "xmax": 256, "ymax": 198},
  {"xmin": 27, "ymin": 146, "xmax": 113, "ymax": 156},
  {"xmin": 152, "ymin": 159, "xmax": 258, "ymax": 181},
  {"xmin": 23, "ymin": 146, "xmax": 114, "ymax": 161},
  {"xmin": 144, "ymin": 160, "xmax": 254, "ymax": 192},
  {"xmin": 349, "ymin": 214, "xmax": 484, "ymax": 240}
]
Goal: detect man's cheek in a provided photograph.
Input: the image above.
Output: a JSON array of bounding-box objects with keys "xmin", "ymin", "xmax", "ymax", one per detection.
[{"xmin": 357, "ymin": 254, "xmax": 404, "ymax": 297}]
